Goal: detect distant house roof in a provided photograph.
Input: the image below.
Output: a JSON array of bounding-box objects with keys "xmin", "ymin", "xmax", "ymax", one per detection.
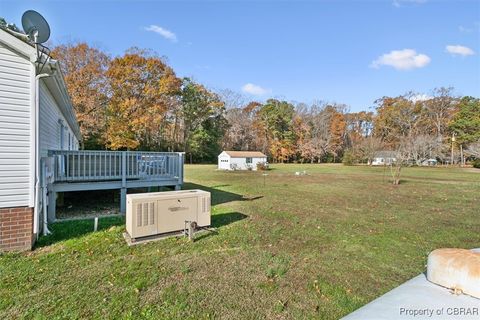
[
  {"xmin": 374, "ymin": 151, "xmax": 397, "ymax": 158},
  {"xmin": 222, "ymin": 151, "xmax": 267, "ymax": 158}
]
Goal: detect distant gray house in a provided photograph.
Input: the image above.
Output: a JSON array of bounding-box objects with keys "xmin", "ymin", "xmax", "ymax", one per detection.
[
  {"xmin": 371, "ymin": 151, "xmax": 397, "ymax": 166},
  {"xmin": 421, "ymin": 158, "xmax": 438, "ymax": 166}
]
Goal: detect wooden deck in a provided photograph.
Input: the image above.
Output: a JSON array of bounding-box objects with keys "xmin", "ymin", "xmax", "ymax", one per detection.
[{"xmin": 45, "ymin": 150, "xmax": 184, "ymax": 221}]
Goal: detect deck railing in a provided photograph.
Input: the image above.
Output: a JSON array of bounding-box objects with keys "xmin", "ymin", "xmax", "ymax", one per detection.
[{"xmin": 48, "ymin": 150, "xmax": 184, "ymax": 183}]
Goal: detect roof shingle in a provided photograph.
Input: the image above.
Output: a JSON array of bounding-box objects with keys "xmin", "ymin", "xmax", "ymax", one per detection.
[{"xmin": 223, "ymin": 151, "xmax": 267, "ymax": 158}]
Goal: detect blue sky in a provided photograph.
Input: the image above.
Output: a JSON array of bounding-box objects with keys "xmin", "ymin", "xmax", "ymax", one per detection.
[{"xmin": 1, "ymin": 0, "xmax": 479, "ymax": 111}]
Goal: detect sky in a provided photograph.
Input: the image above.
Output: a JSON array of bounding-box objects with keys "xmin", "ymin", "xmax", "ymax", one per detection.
[{"xmin": 1, "ymin": 0, "xmax": 479, "ymax": 111}]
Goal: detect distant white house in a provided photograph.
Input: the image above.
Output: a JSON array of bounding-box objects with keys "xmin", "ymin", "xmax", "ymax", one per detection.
[
  {"xmin": 218, "ymin": 151, "xmax": 267, "ymax": 171},
  {"xmin": 0, "ymin": 27, "xmax": 81, "ymax": 251},
  {"xmin": 421, "ymin": 158, "xmax": 438, "ymax": 166},
  {"xmin": 371, "ymin": 151, "xmax": 397, "ymax": 166}
]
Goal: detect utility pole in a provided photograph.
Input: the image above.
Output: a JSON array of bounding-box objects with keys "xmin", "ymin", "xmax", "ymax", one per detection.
[
  {"xmin": 460, "ymin": 144, "xmax": 464, "ymax": 167},
  {"xmin": 451, "ymin": 132, "xmax": 456, "ymax": 166}
]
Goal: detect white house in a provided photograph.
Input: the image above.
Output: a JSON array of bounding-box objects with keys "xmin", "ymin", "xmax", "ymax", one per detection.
[
  {"xmin": 218, "ymin": 151, "xmax": 267, "ymax": 171},
  {"xmin": 421, "ymin": 158, "xmax": 438, "ymax": 166},
  {"xmin": 0, "ymin": 27, "xmax": 81, "ymax": 251},
  {"xmin": 371, "ymin": 151, "xmax": 397, "ymax": 166}
]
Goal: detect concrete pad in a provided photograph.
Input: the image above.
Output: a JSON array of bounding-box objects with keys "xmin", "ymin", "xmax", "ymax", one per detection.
[
  {"xmin": 123, "ymin": 228, "xmax": 213, "ymax": 246},
  {"xmin": 123, "ymin": 231, "xmax": 185, "ymax": 246},
  {"xmin": 342, "ymin": 249, "xmax": 480, "ymax": 320}
]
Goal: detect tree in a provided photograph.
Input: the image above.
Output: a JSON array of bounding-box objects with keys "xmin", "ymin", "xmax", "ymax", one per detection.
[
  {"xmin": 223, "ymin": 107, "xmax": 257, "ymax": 151},
  {"xmin": 189, "ymin": 114, "xmax": 228, "ymax": 163},
  {"xmin": 449, "ymin": 96, "xmax": 480, "ymax": 165},
  {"xmin": 302, "ymin": 103, "xmax": 348, "ymax": 163},
  {"xmin": 422, "ymin": 87, "xmax": 457, "ymax": 139},
  {"xmin": 255, "ymin": 99, "xmax": 296, "ymax": 162},
  {"xmin": 358, "ymin": 136, "xmax": 384, "ymax": 164},
  {"xmin": 105, "ymin": 48, "xmax": 181, "ymax": 150},
  {"xmin": 329, "ymin": 111, "xmax": 347, "ymax": 162},
  {"xmin": 0, "ymin": 17, "xmax": 21, "ymax": 33},
  {"xmin": 51, "ymin": 42, "xmax": 111, "ymax": 149},
  {"xmin": 344, "ymin": 111, "xmax": 374, "ymax": 150},
  {"xmin": 180, "ymin": 78, "xmax": 225, "ymax": 163},
  {"xmin": 449, "ymin": 97, "xmax": 480, "ymax": 145},
  {"xmin": 373, "ymin": 95, "xmax": 422, "ymax": 146},
  {"xmin": 465, "ymin": 141, "xmax": 480, "ymax": 158},
  {"xmin": 374, "ymin": 95, "xmax": 423, "ymax": 184}
]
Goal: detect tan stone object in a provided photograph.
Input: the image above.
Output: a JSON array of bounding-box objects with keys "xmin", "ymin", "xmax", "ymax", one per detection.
[{"xmin": 427, "ymin": 248, "xmax": 480, "ymax": 299}]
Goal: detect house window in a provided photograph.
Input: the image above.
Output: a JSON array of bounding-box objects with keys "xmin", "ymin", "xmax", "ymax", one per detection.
[
  {"xmin": 59, "ymin": 122, "xmax": 64, "ymax": 150},
  {"xmin": 246, "ymin": 157, "xmax": 252, "ymax": 164}
]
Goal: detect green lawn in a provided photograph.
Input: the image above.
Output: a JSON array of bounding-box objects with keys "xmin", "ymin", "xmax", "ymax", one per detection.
[{"xmin": 1, "ymin": 164, "xmax": 479, "ymax": 319}]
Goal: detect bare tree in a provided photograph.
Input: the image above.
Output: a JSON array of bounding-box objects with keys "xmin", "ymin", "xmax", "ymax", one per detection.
[
  {"xmin": 422, "ymin": 87, "xmax": 458, "ymax": 139},
  {"xmin": 358, "ymin": 136, "xmax": 384, "ymax": 164},
  {"xmin": 217, "ymin": 89, "xmax": 247, "ymax": 110},
  {"xmin": 406, "ymin": 134, "xmax": 443, "ymax": 165},
  {"xmin": 465, "ymin": 141, "xmax": 480, "ymax": 158},
  {"xmin": 223, "ymin": 108, "xmax": 257, "ymax": 150}
]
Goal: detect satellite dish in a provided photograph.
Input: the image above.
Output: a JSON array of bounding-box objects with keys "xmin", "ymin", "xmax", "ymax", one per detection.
[{"xmin": 21, "ymin": 10, "xmax": 50, "ymax": 44}]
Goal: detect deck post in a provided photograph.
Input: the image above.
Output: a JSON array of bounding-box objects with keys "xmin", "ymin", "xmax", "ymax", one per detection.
[
  {"xmin": 178, "ymin": 152, "xmax": 184, "ymax": 184},
  {"xmin": 47, "ymin": 188, "xmax": 56, "ymax": 223},
  {"xmin": 120, "ymin": 151, "xmax": 127, "ymax": 214},
  {"xmin": 120, "ymin": 187, "xmax": 127, "ymax": 214}
]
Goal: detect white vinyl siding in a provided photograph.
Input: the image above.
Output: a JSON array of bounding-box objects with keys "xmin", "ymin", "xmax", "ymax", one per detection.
[
  {"xmin": 39, "ymin": 81, "xmax": 78, "ymax": 158},
  {"xmin": 218, "ymin": 154, "xmax": 230, "ymax": 170},
  {"xmin": 0, "ymin": 42, "xmax": 33, "ymax": 208},
  {"xmin": 218, "ymin": 152, "xmax": 267, "ymax": 171}
]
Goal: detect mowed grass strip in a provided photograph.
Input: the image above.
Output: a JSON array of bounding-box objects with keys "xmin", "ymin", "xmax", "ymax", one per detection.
[{"xmin": 1, "ymin": 164, "xmax": 479, "ymax": 319}]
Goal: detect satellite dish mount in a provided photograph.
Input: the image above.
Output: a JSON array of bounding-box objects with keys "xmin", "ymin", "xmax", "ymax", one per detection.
[{"xmin": 21, "ymin": 10, "xmax": 51, "ymax": 73}]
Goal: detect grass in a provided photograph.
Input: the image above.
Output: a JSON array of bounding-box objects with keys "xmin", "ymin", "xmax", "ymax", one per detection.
[{"xmin": 1, "ymin": 164, "xmax": 479, "ymax": 319}]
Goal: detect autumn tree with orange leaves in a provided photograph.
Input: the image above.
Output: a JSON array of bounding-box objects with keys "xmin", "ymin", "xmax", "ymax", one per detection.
[
  {"xmin": 105, "ymin": 48, "xmax": 181, "ymax": 150},
  {"xmin": 51, "ymin": 43, "xmax": 110, "ymax": 149},
  {"xmin": 52, "ymin": 42, "xmax": 474, "ymax": 166}
]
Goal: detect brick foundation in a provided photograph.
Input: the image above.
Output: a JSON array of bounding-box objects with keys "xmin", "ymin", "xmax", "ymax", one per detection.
[{"xmin": 0, "ymin": 207, "xmax": 34, "ymax": 252}]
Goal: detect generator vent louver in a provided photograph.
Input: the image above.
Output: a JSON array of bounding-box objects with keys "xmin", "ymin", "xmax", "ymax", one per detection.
[
  {"xmin": 136, "ymin": 202, "xmax": 155, "ymax": 227},
  {"xmin": 201, "ymin": 196, "xmax": 210, "ymax": 214},
  {"xmin": 126, "ymin": 190, "xmax": 211, "ymax": 240}
]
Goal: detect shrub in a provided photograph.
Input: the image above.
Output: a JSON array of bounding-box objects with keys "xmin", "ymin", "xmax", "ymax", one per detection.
[
  {"xmin": 257, "ymin": 162, "xmax": 269, "ymax": 171},
  {"xmin": 342, "ymin": 150, "xmax": 355, "ymax": 166},
  {"xmin": 473, "ymin": 159, "xmax": 480, "ymax": 169}
]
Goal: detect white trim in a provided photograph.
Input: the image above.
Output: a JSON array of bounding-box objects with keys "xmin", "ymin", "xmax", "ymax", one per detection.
[
  {"xmin": 0, "ymin": 29, "xmax": 36, "ymax": 61},
  {"xmin": 43, "ymin": 67, "xmax": 81, "ymax": 141},
  {"xmin": 28, "ymin": 59, "xmax": 36, "ymax": 208}
]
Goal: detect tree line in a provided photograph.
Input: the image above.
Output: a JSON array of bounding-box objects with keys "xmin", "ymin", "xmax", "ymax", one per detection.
[{"xmin": 51, "ymin": 43, "xmax": 480, "ymax": 165}]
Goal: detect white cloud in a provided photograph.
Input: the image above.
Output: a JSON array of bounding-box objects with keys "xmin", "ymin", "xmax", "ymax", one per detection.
[
  {"xmin": 446, "ymin": 45, "xmax": 475, "ymax": 56},
  {"xmin": 241, "ymin": 83, "xmax": 270, "ymax": 96},
  {"xmin": 393, "ymin": 0, "xmax": 427, "ymax": 7},
  {"xmin": 371, "ymin": 49, "xmax": 431, "ymax": 70},
  {"xmin": 144, "ymin": 25, "xmax": 177, "ymax": 42},
  {"xmin": 458, "ymin": 26, "xmax": 472, "ymax": 33},
  {"xmin": 410, "ymin": 94, "xmax": 433, "ymax": 102},
  {"xmin": 459, "ymin": 22, "xmax": 480, "ymax": 33}
]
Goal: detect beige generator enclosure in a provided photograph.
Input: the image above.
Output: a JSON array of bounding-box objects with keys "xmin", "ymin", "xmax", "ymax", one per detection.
[{"xmin": 126, "ymin": 190, "xmax": 211, "ymax": 239}]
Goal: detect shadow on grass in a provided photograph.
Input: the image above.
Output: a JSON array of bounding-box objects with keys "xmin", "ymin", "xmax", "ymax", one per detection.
[
  {"xmin": 212, "ymin": 211, "xmax": 248, "ymax": 228},
  {"xmin": 183, "ymin": 182, "xmax": 263, "ymax": 205},
  {"xmin": 195, "ymin": 211, "xmax": 248, "ymax": 241},
  {"xmin": 37, "ymin": 184, "xmax": 256, "ymax": 248},
  {"xmin": 35, "ymin": 216, "xmax": 124, "ymax": 249}
]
